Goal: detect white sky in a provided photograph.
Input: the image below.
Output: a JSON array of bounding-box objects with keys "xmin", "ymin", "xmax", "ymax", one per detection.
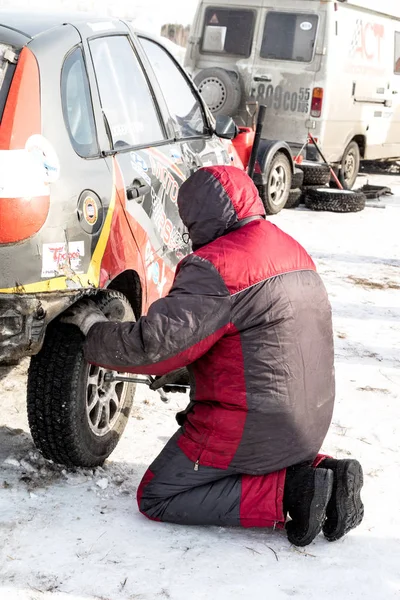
[{"xmin": 0, "ymin": 0, "xmax": 200, "ymax": 32}]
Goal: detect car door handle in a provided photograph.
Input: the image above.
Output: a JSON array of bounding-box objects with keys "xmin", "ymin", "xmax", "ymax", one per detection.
[
  {"xmin": 126, "ymin": 179, "xmax": 151, "ymax": 202},
  {"xmin": 254, "ymin": 76, "xmax": 272, "ymax": 83}
]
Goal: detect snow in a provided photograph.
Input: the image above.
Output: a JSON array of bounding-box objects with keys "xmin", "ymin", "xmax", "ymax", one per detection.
[{"xmin": 1, "ymin": 173, "xmax": 399, "ymax": 600}]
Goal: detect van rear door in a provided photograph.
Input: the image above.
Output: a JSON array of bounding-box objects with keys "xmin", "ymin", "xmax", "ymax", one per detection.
[{"xmin": 249, "ymin": 1, "xmax": 326, "ymax": 149}]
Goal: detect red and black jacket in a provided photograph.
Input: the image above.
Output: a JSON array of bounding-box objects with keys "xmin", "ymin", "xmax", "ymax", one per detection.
[{"xmin": 85, "ymin": 166, "xmax": 335, "ymax": 474}]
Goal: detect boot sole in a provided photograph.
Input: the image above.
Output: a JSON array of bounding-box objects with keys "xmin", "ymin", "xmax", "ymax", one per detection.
[
  {"xmin": 323, "ymin": 459, "xmax": 364, "ymax": 542},
  {"xmin": 286, "ymin": 469, "xmax": 334, "ymax": 547}
]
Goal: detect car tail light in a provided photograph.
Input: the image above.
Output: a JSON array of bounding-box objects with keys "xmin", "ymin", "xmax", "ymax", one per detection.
[{"xmin": 311, "ymin": 88, "xmax": 324, "ymax": 118}]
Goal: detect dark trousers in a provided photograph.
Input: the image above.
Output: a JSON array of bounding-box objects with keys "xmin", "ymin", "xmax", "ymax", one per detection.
[{"xmin": 137, "ymin": 431, "xmax": 291, "ymax": 529}]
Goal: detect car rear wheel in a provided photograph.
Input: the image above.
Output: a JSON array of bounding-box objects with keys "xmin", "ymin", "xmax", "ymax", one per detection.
[{"xmin": 27, "ymin": 291, "xmax": 136, "ymax": 467}]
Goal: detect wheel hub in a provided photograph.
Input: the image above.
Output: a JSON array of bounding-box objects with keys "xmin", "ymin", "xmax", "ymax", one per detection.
[
  {"xmin": 86, "ymin": 364, "xmax": 125, "ymax": 437},
  {"xmin": 198, "ymin": 77, "xmax": 226, "ymax": 112},
  {"xmin": 269, "ymin": 165, "xmax": 287, "ymax": 205}
]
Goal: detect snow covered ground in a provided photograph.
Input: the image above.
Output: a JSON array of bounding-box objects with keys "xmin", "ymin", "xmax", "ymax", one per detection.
[{"xmin": 0, "ymin": 173, "xmax": 399, "ymax": 600}]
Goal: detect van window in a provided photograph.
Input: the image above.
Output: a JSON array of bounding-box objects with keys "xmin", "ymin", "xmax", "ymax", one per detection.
[
  {"xmin": 201, "ymin": 7, "xmax": 255, "ymax": 58},
  {"xmin": 395, "ymin": 32, "xmax": 400, "ymax": 74},
  {"xmin": 261, "ymin": 12, "xmax": 318, "ymax": 62}
]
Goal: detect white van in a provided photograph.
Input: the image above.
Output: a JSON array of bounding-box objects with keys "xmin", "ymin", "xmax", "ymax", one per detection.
[{"xmin": 185, "ymin": 0, "xmax": 400, "ymax": 188}]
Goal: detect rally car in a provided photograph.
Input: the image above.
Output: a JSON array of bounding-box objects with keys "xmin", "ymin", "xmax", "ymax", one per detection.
[{"xmin": 0, "ymin": 11, "xmax": 293, "ymax": 467}]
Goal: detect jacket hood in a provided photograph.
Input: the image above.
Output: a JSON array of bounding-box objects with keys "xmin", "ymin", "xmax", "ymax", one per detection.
[{"xmin": 177, "ymin": 166, "xmax": 266, "ymax": 250}]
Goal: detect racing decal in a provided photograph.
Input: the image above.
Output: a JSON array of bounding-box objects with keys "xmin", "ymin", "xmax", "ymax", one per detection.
[
  {"xmin": 252, "ymin": 85, "xmax": 311, "ymax": 114},
  {"xmin": 346, "ymin": 19, "xmax": 385, "ymax": 76},
  {"xmin": 77, "ymin": 191, "xmax": 103, "ymax": 235},
  {"xmin": 147, "ymin": 147, "xmax": 186, "ymax": 182},
  {"xmin": 25, "ymin": 135, "xmax": 60, "ymax": 183},
  {"xmin": 150, "ymin": 188, "xmax": 185, "ymax": 254},
  {"xmin": 0, "ymin": 149, "xmax": 49, "ymax": 198},
  {"xmin": 145, "ymin": 241, "xmax": 168, "ymax": 298},
  {"xmin": 41, "ymin": 241, "xmax": 85, "ymax": 279},
  {"xmin": 83, "ymin": 197, "xmax": 99, "ymax": 226},
  {"xmin": 130, "ymin": 152, "xmax": 151, "ymax": 186},
  {"xmin": 149, "ymin": 153, "xmax": 180, "ymax": 205}
]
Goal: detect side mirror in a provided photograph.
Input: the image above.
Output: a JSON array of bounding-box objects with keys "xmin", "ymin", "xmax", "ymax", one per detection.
[{"xmin": 214, "ymin": 115, "xmax": 238, "ymax": 140}]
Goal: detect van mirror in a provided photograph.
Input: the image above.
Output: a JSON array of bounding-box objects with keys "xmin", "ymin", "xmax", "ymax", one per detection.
[
  {"xmin": 214, "ymin": 115, "xmax": 238, "ymax": 140},
  {"xmin": 203, "ymin": 25, "xmax": 227, "ymax": 53}
]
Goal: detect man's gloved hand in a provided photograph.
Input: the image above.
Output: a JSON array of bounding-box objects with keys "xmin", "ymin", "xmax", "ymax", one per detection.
[
  {"xmin": 149, "ymin": 367, "xmax": 190, "ymax": 393},
  {"xmin": 61, "ymin": 298, "xmax": 109, "ymax": 336}
]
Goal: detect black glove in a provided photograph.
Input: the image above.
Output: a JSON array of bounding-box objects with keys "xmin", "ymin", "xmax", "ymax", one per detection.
[
  {"xmin": 149, "ymin": 367, "xmax": 190, "ymax": 393},
  {"xmin": 60, "ymin": 298, "xmax": 108, "ymax": 336}
]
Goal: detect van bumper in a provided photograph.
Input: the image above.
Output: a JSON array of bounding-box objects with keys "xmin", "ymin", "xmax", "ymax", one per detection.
[{"xmin": 0, "ymin": 292, "xmax": 83, "ymax": 364}]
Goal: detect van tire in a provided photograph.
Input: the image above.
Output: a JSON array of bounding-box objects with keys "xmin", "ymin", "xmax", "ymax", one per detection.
[
  {"xmin": 194, "ymin": 68, "xmax": 241, "ymax": 116},
  {"xmin": 298, "ymin": 161, "xmax": 331, "ymax": 186},
  {"xmin": 304, "ymin": 188, "xmax": 366, "ymax": 213},
  {"xmin": 291, "ymin": 168, "xmax": 304, "ymax": 189},
  {"xmin": 257, "ymin": 152, "xmax": 292, "ymax": 215},
  {"xmin": 27, "ymin": 291, "xmax": 136, "ymax": 467},
  {"xmin": 339, "ymin": 141, "xmax": 360, "ymax": 190},
  {"xmin": 285, "ymin": 189, "xmax": 302, "ymax": 209}
]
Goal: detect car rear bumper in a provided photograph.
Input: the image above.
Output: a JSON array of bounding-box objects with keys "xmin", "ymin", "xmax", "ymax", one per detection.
[{"xmin": 0, "ymin": 292, "xmax": 83, "ymax": 363}]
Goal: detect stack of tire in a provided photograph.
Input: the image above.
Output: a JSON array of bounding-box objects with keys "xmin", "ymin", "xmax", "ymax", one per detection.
[{"xmin": 287, "ymin": 161, "xmax": 366, "ymax": 213}]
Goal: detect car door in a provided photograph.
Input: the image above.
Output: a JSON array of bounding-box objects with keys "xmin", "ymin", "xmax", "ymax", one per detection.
[
  {"xmin": 85, "ymin": 30, "xmax": 191, "ymax": 301},
  {"xmin": 137, "ymin": 35, "xmax": 232, "ymax": 173}
]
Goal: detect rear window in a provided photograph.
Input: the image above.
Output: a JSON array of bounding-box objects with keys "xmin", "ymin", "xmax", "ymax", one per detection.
[
  {"xmin": 201, "ymin": 7, "xmax": 255, "ymax": 58},
  {"xmin": 261, "ymin": 12, "xmax": 318, "ymax": 62},
  {"xmin": 0, "ymin": 44, "xmax": 17, "ymax": 123}
]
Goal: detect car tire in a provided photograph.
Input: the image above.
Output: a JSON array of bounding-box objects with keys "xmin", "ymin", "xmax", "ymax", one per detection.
[
  {"xmin": 27, "ymin": 291, "xmax": 136, "ymax": 467},
  {"xmin": 304, "ymin": 188, "xmax": 366, "ymax": 213},
  {"xmin": 285, "ymin": 188, "xmax": 302, "ymax": 209},
  {"xmin": 298, "ymin": 161, "xmax": 331, "ymax": 186},
  {"xmin": 194, "ymin": 68, "xmax": 241, "ymax": 116},
  {"xmin": 291, "ymin": 168, "xmax": 304, "ymax": 189},
  {"xmin": 339, "ymin": 141, "xmax": 361, "ymax": 190},
  {"xmin": 258, "ymin": 152, "xmax": 292, "ymax": 215}
]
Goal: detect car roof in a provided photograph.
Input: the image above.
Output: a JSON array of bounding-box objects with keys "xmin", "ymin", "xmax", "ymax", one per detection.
[{"xmin": 0, "ymin": 9, "xmax": 121, "ymax": 40}]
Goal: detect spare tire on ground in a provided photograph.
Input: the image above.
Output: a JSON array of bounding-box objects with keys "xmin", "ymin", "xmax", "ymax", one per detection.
[
  {"xmin": 304, "ymin": 188, "xmax": 366, "ymax": 213},
  {"xmin": 298, "ymin": 161, "xmax": 331, "ymax": 186},
  {"xmin": 300, "ymin": 184, "xmax": 324, "ymax": 204},
  {"xmin": 291, "ymin": 168, "xmax": 304, "ymax": 189},
  {"xmin": 285, "ymin": 188, "xmax": 302, "ymax": 209},
  {"xmin": 194, "ymin": 68, "xmax": 241, "ymax": 116}
]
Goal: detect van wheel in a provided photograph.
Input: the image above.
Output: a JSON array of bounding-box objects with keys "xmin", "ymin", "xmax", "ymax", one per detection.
[
  {"xmin": 298, "ymin": 161, "xmax": 331, "ymax": 186},
  {"xmin": 194, "ymin": 68, "xmax": 241, "ymax": 116},
  {"xmin": 261, "ymin": 152, "xmax": 292, "ymax": 214},
  {"xmin": 27, "ymin": 291, "xmax": 136, "ymax": 468},
  {"xmin": 339, "ymin": 141, "xmax": 360, "ymax": 190},
  {"xmin": 304, "ymin": 188, "xmax": 366, "ymax": 213}
]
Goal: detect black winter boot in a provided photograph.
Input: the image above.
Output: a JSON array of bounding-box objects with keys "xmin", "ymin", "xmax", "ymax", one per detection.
[
  {"xmin": 317, "ymin": 458, "xmax": 364, "ymax": 541},
  {"xmin": 284, "ymin": 466, "xmax": 333, "ymax": 547}
]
